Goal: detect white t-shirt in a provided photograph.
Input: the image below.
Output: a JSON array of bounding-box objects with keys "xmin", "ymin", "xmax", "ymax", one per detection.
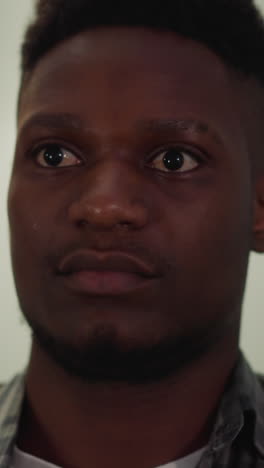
[{"xmin": 11, "ymin": 445, "xmax": 206, "ymax": 468}]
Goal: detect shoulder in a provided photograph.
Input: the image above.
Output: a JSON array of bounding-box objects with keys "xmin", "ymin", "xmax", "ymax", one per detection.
[
  {"xmin": 0, "ymin": 383, "xmax": 6, "ymax": 398},
  {"xmin": 0, "ymin": 374, "xmax": 25, "ymax": 413},
  {"xmin": 0, "ymin": 375, "xmax": 25, "ymax": 457},
  {"xmin": 0, "ymin": 373, "xmax": 25, "ymax": 392},
  {"xmin": 0, "ymin": 381, "xmax": 10, "ymax": 394},
  {"xmin": 256, "ymin": 373, "xmax": 264, "ymax": 390}
]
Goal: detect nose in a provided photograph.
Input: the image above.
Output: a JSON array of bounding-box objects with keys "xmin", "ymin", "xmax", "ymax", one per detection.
[{"xmin": 68, "ymin": 161, "xmax": 149, "ymax": 231}]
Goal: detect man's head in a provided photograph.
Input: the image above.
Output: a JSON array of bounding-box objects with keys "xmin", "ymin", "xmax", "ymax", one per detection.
[{"xmin": 7, "ymin": 0, "xmax": 264, "ymax": 383}]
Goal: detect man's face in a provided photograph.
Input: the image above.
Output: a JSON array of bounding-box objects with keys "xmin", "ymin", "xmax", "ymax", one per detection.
[{"xmin": 8, "ymin": 28, "xmax": 253, "ymax": 381}]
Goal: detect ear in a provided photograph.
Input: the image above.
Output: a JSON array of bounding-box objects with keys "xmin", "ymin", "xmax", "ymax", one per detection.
[{"xmin": 252, "ymin": 176, "xmax": 264, "ymax": 253}]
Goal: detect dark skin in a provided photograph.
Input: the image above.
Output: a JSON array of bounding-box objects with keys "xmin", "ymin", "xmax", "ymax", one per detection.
[{"xmin": 7, "ymin": 27, "xmax": 264, "ymax": 468}]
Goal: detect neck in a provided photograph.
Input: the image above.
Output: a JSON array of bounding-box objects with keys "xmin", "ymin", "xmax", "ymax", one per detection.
[{"xmin": 17, "ymin": 338, "xmax": 239, "ymax": 468}]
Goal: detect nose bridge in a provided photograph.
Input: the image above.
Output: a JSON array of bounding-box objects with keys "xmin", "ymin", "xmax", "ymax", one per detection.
[
  {"xmin": 85, "ymin": 158, "xmax": 143, "ymax": 199},
  {"xmin": 68, "ymin": 159, "xmax": 148, "ymax": 228}
]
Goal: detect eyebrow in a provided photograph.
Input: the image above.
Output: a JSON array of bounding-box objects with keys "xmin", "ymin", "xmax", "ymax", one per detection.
[
  {"xmin": 137, "ymin": 118, "xmax": 224, "ymax": 147},
  {"xmin": 18, "ymin": 112, "xmax": 224, "ymax": 147},
  {"xmin": 19, "ymin": 113, "xmax": 84, "ymax": 134}
]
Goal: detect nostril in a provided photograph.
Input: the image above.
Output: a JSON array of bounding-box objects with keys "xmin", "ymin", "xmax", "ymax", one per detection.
[
  {"xmin": 77, "ymin": 219, "xmax": 132, "ymax": 229},
  {"xmin": 68, "ymin": 193, "xmax": 149, "ymax": 231},
  {"xmin": 78, "ymin": 220, "xmax": 88, "ymax": 228},
  {"xmin": 119, "ymin": 220, "xmax": 132, "ymax": 226}
]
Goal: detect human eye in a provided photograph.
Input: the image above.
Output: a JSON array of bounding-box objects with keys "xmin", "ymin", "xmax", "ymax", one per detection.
[
  {"xmin": 34, "ymin": 144, "xmax": 82, "ymax": 168},
  {"xmin": 149, "ymin": 147, "xmax": 202, "ymax": 174}
]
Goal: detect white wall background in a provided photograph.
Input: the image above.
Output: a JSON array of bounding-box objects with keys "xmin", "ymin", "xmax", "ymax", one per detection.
[{"xmin": 1, "ymin": 0, "xmax": 264, "ymax": 381}]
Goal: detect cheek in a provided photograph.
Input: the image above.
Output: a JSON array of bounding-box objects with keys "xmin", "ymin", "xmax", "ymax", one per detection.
[
  {"xmin": 8, "ymin": 177, "xmax": 57, "ymax": 278},
  {"xmin": 160, "ymin": 171, "xmax": 253, "ymax": 313}
]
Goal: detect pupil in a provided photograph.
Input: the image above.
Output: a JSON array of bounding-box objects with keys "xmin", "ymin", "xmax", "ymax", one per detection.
[
  {"xmin": 163, "ymin": 150, "xmax": 184, "ymax": 171},
  {"xmin": 44, "ymin": 145, "xmax": 64, "ymax": 166}
]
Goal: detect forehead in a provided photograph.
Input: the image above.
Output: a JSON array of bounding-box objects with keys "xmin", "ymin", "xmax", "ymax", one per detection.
[{"xmin": 18, "ymin": 27, "xmax": 244, "ymax": 150}]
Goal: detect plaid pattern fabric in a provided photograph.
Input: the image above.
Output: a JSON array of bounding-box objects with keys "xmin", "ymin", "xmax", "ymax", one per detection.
[
  {"xmin": 0, "ymin": 374, "xmax": 25, "ymax": 468},
  {"xmin": 0, "ymin": 353, "xmax": 264, "ymax": 467}
]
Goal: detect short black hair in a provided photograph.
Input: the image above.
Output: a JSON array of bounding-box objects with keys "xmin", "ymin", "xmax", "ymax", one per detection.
[{"xmin": 21, "ymin": 0, "xmax": 264, "ymax": 86}]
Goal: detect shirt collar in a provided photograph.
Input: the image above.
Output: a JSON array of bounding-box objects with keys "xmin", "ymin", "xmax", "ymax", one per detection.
[{"xmin": 207, "ymin": 351, "xmax": 264, "ymax": 457}]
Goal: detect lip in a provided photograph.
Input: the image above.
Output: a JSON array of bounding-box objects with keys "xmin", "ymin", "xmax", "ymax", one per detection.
[
  {"xmin": 61, "ymin": 271, "xmax": 156, "ymax": 295},
  {"xmin": 57, "ymin": 250, "xmax": 159, "ymax": 296}
]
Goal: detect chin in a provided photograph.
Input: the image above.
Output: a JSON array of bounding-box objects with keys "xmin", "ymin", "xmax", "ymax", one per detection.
[{"xmin": 27, "ymin": 316, "xmax": 215, "ymax": 385}]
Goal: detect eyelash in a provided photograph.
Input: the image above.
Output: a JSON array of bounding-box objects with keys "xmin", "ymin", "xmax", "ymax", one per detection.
[
  {"xmin": 149, "ymin": 145, "xmax": 203, "ymax": 164},
  {"xmin": 29, "ymin": 141, "xmax": 205, "ymax": 174},
  {"xmin": 30, "ymin": 140, "xmax": 82, "ymax": 162}
]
